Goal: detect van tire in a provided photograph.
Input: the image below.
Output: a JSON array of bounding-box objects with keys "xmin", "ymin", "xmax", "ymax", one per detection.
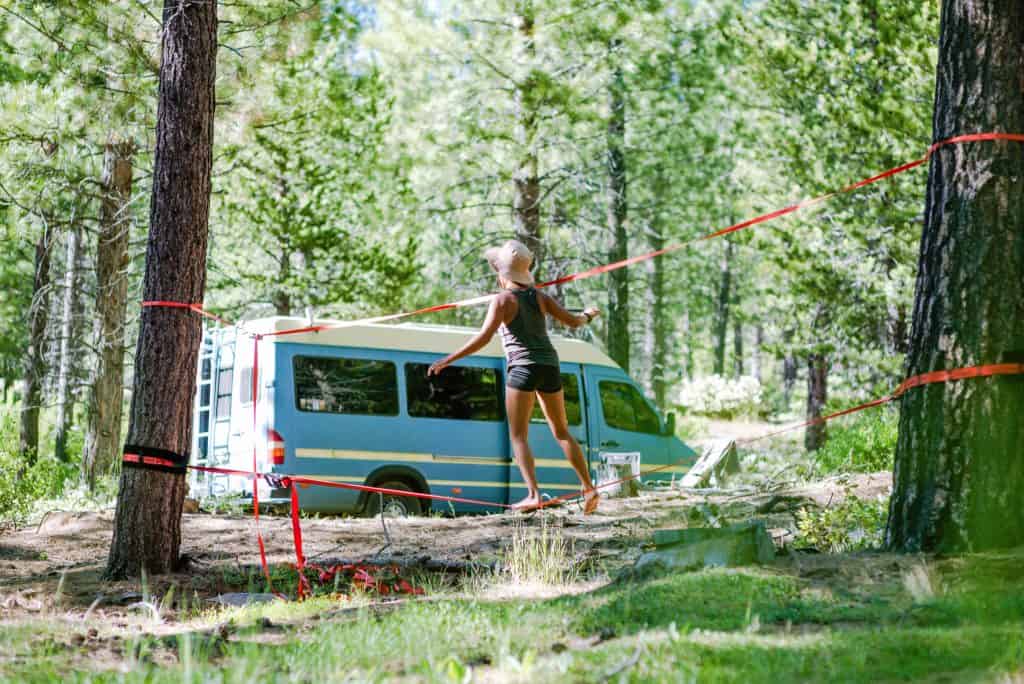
[{"xmin": 362, "ymin": 480, "xmax": 424, "ymax": 518}]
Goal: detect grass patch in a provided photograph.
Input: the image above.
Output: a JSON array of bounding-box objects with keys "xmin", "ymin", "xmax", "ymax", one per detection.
[
  {"xmin": 568, "ymin": 568, "xmax": 910, "ymax": 637},
  {"xmin": 813, "ymin": 409, "xmax": 897, "ymax": 475},
  {"xmin": 2, "ymin": 558, "xmax": 1024, "ymax": 682},
  {"xmin": 502, "ymin": 517, "xmax": 579, "ymax": 587}
]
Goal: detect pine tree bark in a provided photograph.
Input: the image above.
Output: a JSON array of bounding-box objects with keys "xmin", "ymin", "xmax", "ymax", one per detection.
[
  {"xmin": 733, "ymin": 317, "xmax": 744, "ymax": 378},
  {"xmin": 106, "ymin": 0, "xmax": 217, "ymax": 578},
  {"xmin": 513, "ymin": 1, "xmax": 542, "ymax": 270},
  {"xmin": 681, "ymin": 309, "xmax": 693, "ymax": 380},
  {"xmin": 887, "ymin": 0, "xmax": 1024, "ymax": 552},
  {"xmin": 804, "ymin": 354, "xmax": 828, "ymax": 451},
  {"xmin": 713, "ymin": 241, "xmax": 733, "ymax": 376},
  {"xmin": 782, "ymin": 329, "xmax": 797, "ymax": 407},
  {"xmin": 54, "ymin": 227, "xmax": 81, "ymax": 462},
  {"xmin": 83, "ymin": 138, "xmax": 135, "ymax": 489},
  {"xmin": 20, "ymin": 225, "xmax": 54, "ymax": 463},
  {"xmin": 886, "ymin": 303, "xmax": 909, "ymax": 355},
  {"xmin": 643, "ymin": 218, "xmax": 665, "ymax": 408},
  {"xmin": 752, "ymin": 324, "xmax": 764, "ymax": 382},
  {"xmin": 605, "ymin": 47, "xmax": 629, "ymax": 373},
  {"xmin": 782, "ymin": 354, "xmax": 797, "ymax": 405},
  {"xmin": 272, "ymin": 251, "xmax": 292, "ymax": 315}
]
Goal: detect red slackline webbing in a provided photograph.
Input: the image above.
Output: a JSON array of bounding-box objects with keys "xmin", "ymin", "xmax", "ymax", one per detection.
[{"xmin": 139, "ymin": 132, "xmax": 1024, "ymax": 598}]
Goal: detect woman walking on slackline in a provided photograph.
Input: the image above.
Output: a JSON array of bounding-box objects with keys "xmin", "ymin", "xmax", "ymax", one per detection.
[{"xmin": 428, "ymin": 240, "xmax": 602, "ymax": 514}]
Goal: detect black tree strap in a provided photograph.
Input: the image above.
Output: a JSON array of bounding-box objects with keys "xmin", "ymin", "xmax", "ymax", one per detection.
[{"xmin": 122, "ymin": 444, "xmax": 189, "ymax": 475}]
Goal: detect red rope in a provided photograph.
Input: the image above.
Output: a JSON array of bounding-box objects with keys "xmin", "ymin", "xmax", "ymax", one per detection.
[
  {"xmin": 144, "ymin": 132, "xmax": 1024, "ymax": 598},
  {"xmin": 186, "ymin": 361, "xmax": 1023, "ymax": 597},
  {"xmin": 143, "ymin": 133, "xmax": 1024, "ymax": 334},
  {"xmin": 190, "ymin": 465, "xmax": 514, "ymax": 509},
  {"xmin": 141, "ymin": 300, "xmax": 234, "ymax": 326},
  {"xmin": 893, "ymin": 362, "xmax": 1024, "ymax": 397},
  {"xmin": 288, "ymin": 481, "xmax": 312, "ymax": 599},
  {"xmin": 738, "ymin": 363, "xmax": 1024, "ymax": 445}
]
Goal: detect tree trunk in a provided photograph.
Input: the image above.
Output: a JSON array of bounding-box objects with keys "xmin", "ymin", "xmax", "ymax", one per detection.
[
  {"xmin": 272, "ymin": 251, "xmax": 291, "ymax": 315},
  {"xmin": 605, "ymin": 46, "xmax": 629, "ymax": 373},
  {"xmin": 53, "ymin": 227, "xmax": 81, "ymax": 462},
  {"xmin": 804, "ymin": 354, "xmax": 828, "ymax": 451},
  {"xmin": 83, "ymin": 138, "xmax": 135, "ymax": 489},
  {"xmin": 106, "ymin": 0, "xmax": 217, "ymax": 579},
  {"xmin": 20, "ymin": 225, "xmax": 54, "ymax": 464},
  {"xmin": 643, "ymin": 220, "xmax": 665, "ymax": 408},
  {"xmin": 752, "ymin": 324, "xmax": 764, "ymax": 382},
  {"xmin": 733, "ymin": 317, "xmax": 744, "ymax": 378},
  {"xmin": 887, "ymin": 0, "xmax": 1024, "ymax": 552},
  {"xmin": 782, "ymin": 329, "xmax": 797, "ymax": 408},
  {"xmin": 512, "ymin": 1, "xmax": 541, "ymax": 270},
  {"xmin": 681, "ymin": 309, "xmax": 693, "ymax": 380},
  {"xmin": 713, "ymin": 241, "xmax": 733, "ymax": 376},
  {"xmin": 886, "ymin": 304, "xmax": 909, "ymax": 355}
]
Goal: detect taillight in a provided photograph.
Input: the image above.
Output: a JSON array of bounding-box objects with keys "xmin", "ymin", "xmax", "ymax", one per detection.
[{"xmin": 267, "ymin": 428, "xmax": 285, "ymax": 466}]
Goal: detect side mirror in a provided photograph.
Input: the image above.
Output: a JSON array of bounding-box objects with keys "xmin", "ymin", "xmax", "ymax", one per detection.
[{"xmin": 663, "ymin": 412, "xmax": 676, "ymax": 436}]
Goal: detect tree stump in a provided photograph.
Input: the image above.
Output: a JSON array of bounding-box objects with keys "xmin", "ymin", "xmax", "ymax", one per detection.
[{"xmin": 596, "ymin": 452, "xmax": 641, "ymax": 498}]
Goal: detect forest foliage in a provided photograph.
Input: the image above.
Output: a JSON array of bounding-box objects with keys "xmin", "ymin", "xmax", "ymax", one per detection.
[{"xmin": 0, "ymin": 0, "xmax": 940, "ymax": 483}]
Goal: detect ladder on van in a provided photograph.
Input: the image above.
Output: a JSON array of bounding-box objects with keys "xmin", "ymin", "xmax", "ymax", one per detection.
[{"xmin": 190, "ymin": 326, "xmax": 236, "ymax": 499}]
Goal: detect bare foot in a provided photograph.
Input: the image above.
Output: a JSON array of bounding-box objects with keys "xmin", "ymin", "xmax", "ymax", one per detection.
[
  {"xmin": 583, "ymin": 489, "xmax": 600, "ymax": 515},
  {"xmin": 511, "ymin": 495, "xmax": 541, "ymax": 512}
]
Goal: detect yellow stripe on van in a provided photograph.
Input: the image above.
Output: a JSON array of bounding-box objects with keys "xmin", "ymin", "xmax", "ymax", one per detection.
[
  {"xmin": 295, "ymin": 448, "xmax": 573, "ymax": 469},
  {"xmin": 650, "ymin": 466, "xmax": 690, "ymax": 474},
  {"xmin": 435, "ymin": 479, "xmax": 582, "ymax": 491},
  {"xmin": 301, "ymin": 474, "xmax": 581, "ymax": 492}
]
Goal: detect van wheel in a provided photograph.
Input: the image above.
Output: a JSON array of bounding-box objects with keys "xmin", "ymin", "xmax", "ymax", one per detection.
[{"xmin": 363, "ymin": 481, "xmax": 424, "ymax": 518}]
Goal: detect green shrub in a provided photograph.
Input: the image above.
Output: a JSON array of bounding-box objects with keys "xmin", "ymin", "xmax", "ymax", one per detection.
[
  {"xmin": 0, "ymin": 411, "xmax": 78, "ymax": 525},
  {"xmin": 676, "ymin": 375, "xmax": 763, "ymax": 419},
  {"xmin": 814, "ymin": 409, "xmax": 897, "ymax": 474},
  {"xmin": 758, "ymin": 378, "xmax": 792, "ymax": 418},
  {"xmin": 794, "ymin": 494, "xmax": 888, "ymax": 552}
]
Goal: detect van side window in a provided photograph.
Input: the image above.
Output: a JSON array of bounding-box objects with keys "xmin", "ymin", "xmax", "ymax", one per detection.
[
  {"xmin": 294, "ymin": 356, "xmax": 399, "ymax": 416},
  {"xmin": 215, "ymin": 366, "xmax": 233, "ymax": 416},
  {"xmin": 599, "ymin": 381, "xmax": 661, "ymax": 434},
  {"xmin": 405, "ymin": 363, "xmax": 504, "ymax": 421},
  {"xmin": 530, "ymin": 374, "xmax": 582, "ymax": 425},
  {"xmin": 239, "ymin": 367, "xmax": 255, "ymax": 405}
]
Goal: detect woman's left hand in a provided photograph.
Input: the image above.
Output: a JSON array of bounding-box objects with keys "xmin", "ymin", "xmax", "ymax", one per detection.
[{"xmin": 428, "ymin": 358, "xmax": 451, "ymax": 376}]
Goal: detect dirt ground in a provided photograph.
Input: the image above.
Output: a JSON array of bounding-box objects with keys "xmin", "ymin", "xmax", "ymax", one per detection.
[{"xmin": 0, "ymin": 473, "xmax": 891, "ymax": 620}]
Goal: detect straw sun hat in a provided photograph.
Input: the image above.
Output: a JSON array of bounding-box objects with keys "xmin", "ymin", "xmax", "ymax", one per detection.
[{"xmin": 484, "ymin": 239, "xmax": 535, "ymax": 286}]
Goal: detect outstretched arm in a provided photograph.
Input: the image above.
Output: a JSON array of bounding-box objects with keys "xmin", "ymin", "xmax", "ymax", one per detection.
[
  {"xmin": 428, "ymin": 295, "xmax": 508, "ymax": 375},
  {"xmin": 538, "ymin": 292, "xmax": 600, "ymax": 329}
]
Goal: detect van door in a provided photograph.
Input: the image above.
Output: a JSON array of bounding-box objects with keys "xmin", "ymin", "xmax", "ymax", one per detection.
[
  {"xmin": 402, "ymin": 358, "xmax": 511, "ymax": 512},
  {"xmin": 512, "ymin": 365, "xmax": 590, "ymax": 502},
  {"xmin": 585, "ymin": 368, "xmax": 669, "ymax": 481}
]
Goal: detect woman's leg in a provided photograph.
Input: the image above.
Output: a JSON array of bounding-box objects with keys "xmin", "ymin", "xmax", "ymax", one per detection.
[
  {"xmin": 535, "ymin": 389, "xmax": 599, "ymax": 513},
  {"xmin": 506, "ymin": 386, "xmax": 541, "ymax": 509}
]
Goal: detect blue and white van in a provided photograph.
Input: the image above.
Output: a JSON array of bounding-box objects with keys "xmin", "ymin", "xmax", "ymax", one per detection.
[{"xmin": 190, "ymin": 317, "xmax": 696, "ymax": 515}]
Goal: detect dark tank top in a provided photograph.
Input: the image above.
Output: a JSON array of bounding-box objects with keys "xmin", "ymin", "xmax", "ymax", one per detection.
[{"xmin": 499, "ymin": 288, "xmax": 559, "ymax": 367}]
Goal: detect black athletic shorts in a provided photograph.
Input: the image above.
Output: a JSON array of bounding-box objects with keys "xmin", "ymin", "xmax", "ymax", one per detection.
[{"xmin": 506, "ymin": 364, "xmax": 562, "ymax": 393}]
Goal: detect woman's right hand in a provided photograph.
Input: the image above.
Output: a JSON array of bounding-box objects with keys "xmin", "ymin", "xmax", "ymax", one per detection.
[
  {"xmin": 583, "ymin": 307, "xmax": 601, "ymax": 322},
  {"xmin": 427, "ymin": 358, "xmax": 451, "ymax": 376}
]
